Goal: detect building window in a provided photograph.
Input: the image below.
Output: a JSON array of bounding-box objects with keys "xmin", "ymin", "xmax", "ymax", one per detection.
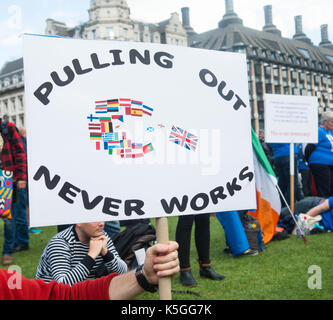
[
  {"xmin": 13, "ymin": 75, "xmax": 19, "ymax": 84},
  {"xmin": 298, "ymin": 48, "xmax": 311, "ymax": 59},
  {"xmin": 291, "ymin": 70, "xmax": 297, "ymax": 81},
  {"xmin": 92, "ymin": 29, "xmax": 96, "ymax": 39},
  {"xmin": 273, "ymin": 67, "xmax": 279, "ymax": 78},
  {"xmin": 4, "ymin": 78, "xmax": 10, "ymax": 87},
  {"xmin": 123, "ymin": 28, "xmax": 128, "ymax": 38},
  {"xmin": 107, "ymin": 27, "xmax": 114, "ymax": 39},
  {"xmin": 326, "ymin": 55, "xmax": 333, "ymax": 63},
  {"xmin": 19, "ymin": 114, "xmax": 24, "ymax": 127}
]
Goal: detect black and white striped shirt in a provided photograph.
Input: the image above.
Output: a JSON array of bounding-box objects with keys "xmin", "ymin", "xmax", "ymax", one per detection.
[{"xmin": 36, "ymin": 226, "xmax": 128, "ymax": 286}]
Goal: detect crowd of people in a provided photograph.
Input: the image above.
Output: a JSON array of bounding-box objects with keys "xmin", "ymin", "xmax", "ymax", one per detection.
[
  {"xmin": 0, "ymin": 110, "xmax": 333, "ymax": 299},
  {"xmin": 259, "ymin": 111, "xmax": 333, "ymax": 202}
]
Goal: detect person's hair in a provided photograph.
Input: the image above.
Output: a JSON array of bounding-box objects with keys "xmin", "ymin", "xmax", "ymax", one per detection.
[{"xmin": 321, "ymin": 110, "xmax": 333, "ymax": 124}]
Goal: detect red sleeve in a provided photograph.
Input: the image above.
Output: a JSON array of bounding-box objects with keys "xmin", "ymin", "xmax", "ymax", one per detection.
[{"xmin": 0, "ymin": 269, "xmax": 118, "ymax": 300}]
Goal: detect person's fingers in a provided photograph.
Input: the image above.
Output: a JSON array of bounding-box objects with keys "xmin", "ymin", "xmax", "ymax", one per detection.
[
  {"xmin": 149, "ymin": 241, "xmax": 179, "ymax": 256},
  {"xmin": 155, "ymin": 262, "xmax": 180, "ymax": 278},
  {"xmin": 153, "ymin": 250, "xmax": 178, "ymax": 265},
  {"xmin": 167, "ymin": 241, "xmax": 179, "ymax": 252},
  {"xmin": 154, "ymin": 257, "xmax": 179, "ymax": 272}
]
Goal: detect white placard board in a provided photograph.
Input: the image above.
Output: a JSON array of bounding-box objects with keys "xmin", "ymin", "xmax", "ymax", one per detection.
[
  {"xmin": 264, "ymin": 94, "xmax": 318, "ymax": 143},
  {"xmin": 23, "ymin": 34, "xmax": 256, "ymax": 227}
]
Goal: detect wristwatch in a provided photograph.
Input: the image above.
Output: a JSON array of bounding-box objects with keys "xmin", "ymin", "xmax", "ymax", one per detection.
[{"xmin": 135, "ymin": 264, "xmax": 158, "ymax": 293}]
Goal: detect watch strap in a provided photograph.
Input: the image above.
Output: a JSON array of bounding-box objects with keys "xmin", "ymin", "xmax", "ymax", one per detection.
[{"xmin": 135, "ymin": 264, "xmax": 158, "ymax": 293}]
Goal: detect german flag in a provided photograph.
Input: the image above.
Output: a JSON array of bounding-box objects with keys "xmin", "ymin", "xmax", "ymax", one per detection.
[{"xmin": 107, "ymin": 99, "xmax": 119, "ymax": 106}]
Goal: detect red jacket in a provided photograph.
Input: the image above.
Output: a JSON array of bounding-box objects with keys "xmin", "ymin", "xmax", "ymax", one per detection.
[
  {"xmin": 0, "ymin": 269, "xmax": 117, "ymax": 300},
  {"xmin": 0, "ymin": 121, "xmax": 27, "ymax": 182}
]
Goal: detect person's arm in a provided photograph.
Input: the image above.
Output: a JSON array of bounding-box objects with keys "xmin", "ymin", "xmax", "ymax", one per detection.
[
  {"xmin": 1, "ymin": 241, "xmax": 179, "ymax": 300},
  {"xmin": 306, "ymin": 199, "xmax": 330, "ymax": 217},
  {"xmin": 304, "ymin": 143, "xmax": 316, "ymax": 163},
  {"xmin": 102, "ymin": 237, "xmax": 128, "ymax": 275},
  {"xmin": 108, "ymin": 241, "xmax": 179, "ymax": 300},
  {"xmin": 8, "ymin": 124, "xmax": 27, "ymax": 184},
  {"xmin": 45, "ymin": 239, "xmax": 96, "ymax": 285},
  {"xmin": 0, "ymin": 269, "xmax": 116, "ymax": 300}
]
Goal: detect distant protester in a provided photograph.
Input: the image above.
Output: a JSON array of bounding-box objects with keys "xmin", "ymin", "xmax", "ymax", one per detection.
[
  {"xmin": 176, "ymin": 214, "xmax": 225, "ymax": 287},
  {"xmin": 36, "ymin": 222, "xmax": 127, "ymax": 285},
  {"xmin": 305, "ymin": 111, "xmax": 333, "ymax": 197}
]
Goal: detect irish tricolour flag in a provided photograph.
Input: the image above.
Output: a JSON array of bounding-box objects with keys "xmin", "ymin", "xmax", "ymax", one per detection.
[{"xmin": 249, "ymin": 129, "xmax": 281, "ymax": 243}]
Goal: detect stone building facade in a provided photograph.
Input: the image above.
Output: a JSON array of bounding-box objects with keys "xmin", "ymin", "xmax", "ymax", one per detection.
[
  {"xmin": 0, "ymin": 58, "xmax": 25, "ymax": 127},
  {"xmin": 0, "ymin": 0, "xmax": 191, "ymax": 126},
  {"xmin": 1, "ymin": 0, "xmax": 333, "ymax": 133},
  {"xmin": 189, "ymin": 0, "xmax": 333, "ymax": 132},
  {"xmin": 45, "ymin": 0, "xmax": 188, "ymax": 46}
]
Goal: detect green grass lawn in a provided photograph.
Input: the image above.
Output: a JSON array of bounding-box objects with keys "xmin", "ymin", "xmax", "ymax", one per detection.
[{"xmin": 1, "ymin": 216, "xmax": 332, "ymax": 300}]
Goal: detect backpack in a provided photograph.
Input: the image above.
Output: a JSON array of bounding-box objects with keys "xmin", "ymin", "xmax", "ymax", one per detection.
[
  {"xmin": 0, "ymin": 121, "xmax": 14, "ymax": 220},
  {"xmin": 112, "ymin": 222, "xmax": 156, "ymax": 269},
  {"xmin": 239, "ymin": 212, "xmax": 265, "ymax": 251}
]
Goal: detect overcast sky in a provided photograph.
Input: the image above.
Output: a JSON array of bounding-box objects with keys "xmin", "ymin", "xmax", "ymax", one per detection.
[{"xmin": 1, "ymin": 0, "xmax": 332, "ymax": 69}]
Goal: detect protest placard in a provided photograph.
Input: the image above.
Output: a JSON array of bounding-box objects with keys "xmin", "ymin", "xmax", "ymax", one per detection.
[
  {"xmin": 264, "ymin": 93, "xmax": 318, "ymax": 143},
  {"xmin": 23, "ymin": 34, "xmax": 255, "ymax": 227}
]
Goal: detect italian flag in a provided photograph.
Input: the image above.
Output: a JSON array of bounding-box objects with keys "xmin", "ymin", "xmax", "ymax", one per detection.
[{"xmin": 249, "ymin": 129, "xmax": 281, "ymax": 243}]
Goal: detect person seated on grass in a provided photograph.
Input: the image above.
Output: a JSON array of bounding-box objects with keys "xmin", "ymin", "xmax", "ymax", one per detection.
[
  {"xmin": 1, "ymin": 241, "xmax": 179, "ymax": 300},
  {"xmin": 304, "ymin": 197, "xmax": 333, "ymax": 231},
  {"xmin": 36, "ymin": 222, "xmax": 127, "ymax": 285},
  {"xmin": 276, "ymin": 197, "xmax": 332, "ymax": 235}
]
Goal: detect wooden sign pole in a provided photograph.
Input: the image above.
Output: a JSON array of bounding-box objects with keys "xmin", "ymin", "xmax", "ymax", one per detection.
[{"xmin": 155, "ymin": 217, "xmax": 172, "ymax": 300}]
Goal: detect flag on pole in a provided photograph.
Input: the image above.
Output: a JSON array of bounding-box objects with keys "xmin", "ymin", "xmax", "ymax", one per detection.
[{"xmin": 249, "ymin": 128, "xmax": 281, "ymax": 243}]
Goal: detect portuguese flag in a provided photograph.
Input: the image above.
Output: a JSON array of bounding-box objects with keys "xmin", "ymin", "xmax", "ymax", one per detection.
[
  {"xmin": 249, "ymin": 128, "xmax": 281, "ymax": 243},
  {"xmin": 143, "ymin": 143, "xmax": 154, "ymax": 154}
]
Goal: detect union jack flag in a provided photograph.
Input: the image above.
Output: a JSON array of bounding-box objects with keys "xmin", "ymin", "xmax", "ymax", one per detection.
[{"xmin": 169, "ymin": 126, "xmax": 198, "ymax": 151}]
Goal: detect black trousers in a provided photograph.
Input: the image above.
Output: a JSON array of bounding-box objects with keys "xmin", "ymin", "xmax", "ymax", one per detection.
[
  {"xmin": 175, "ymin": 214, "xmax": 210, "ymax": 269},
  {"xmin": 309, "ymin": 164, "xmax": 333, "ymax": 197}
]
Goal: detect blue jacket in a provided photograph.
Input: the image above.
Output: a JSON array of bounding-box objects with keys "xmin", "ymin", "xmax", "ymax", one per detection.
[
  {"xmin": 269, "ymin": 143, "xmax": 299, "ymax": 159},
  {"xmin": 308, "ymin": 127, "xmax": 333, "ymax": 165},
  {"xmin": 321, "ymin": 197, "xmax": 333, "ymax": 230}
]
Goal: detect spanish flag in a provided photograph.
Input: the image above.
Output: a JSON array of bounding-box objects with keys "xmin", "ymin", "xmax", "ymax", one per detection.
[{"xmin": 131, "ymin": 108, "xmax": 143, "ymax": 117}]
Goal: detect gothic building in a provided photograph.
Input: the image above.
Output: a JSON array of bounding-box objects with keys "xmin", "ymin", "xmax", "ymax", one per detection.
[
  {"xmin": 1, "ymin": 0, "xmax": 333, "ymax": 132},
  {"xmin": 45, "ymin": 0, "xmax": 188, "ymax": 46}
]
